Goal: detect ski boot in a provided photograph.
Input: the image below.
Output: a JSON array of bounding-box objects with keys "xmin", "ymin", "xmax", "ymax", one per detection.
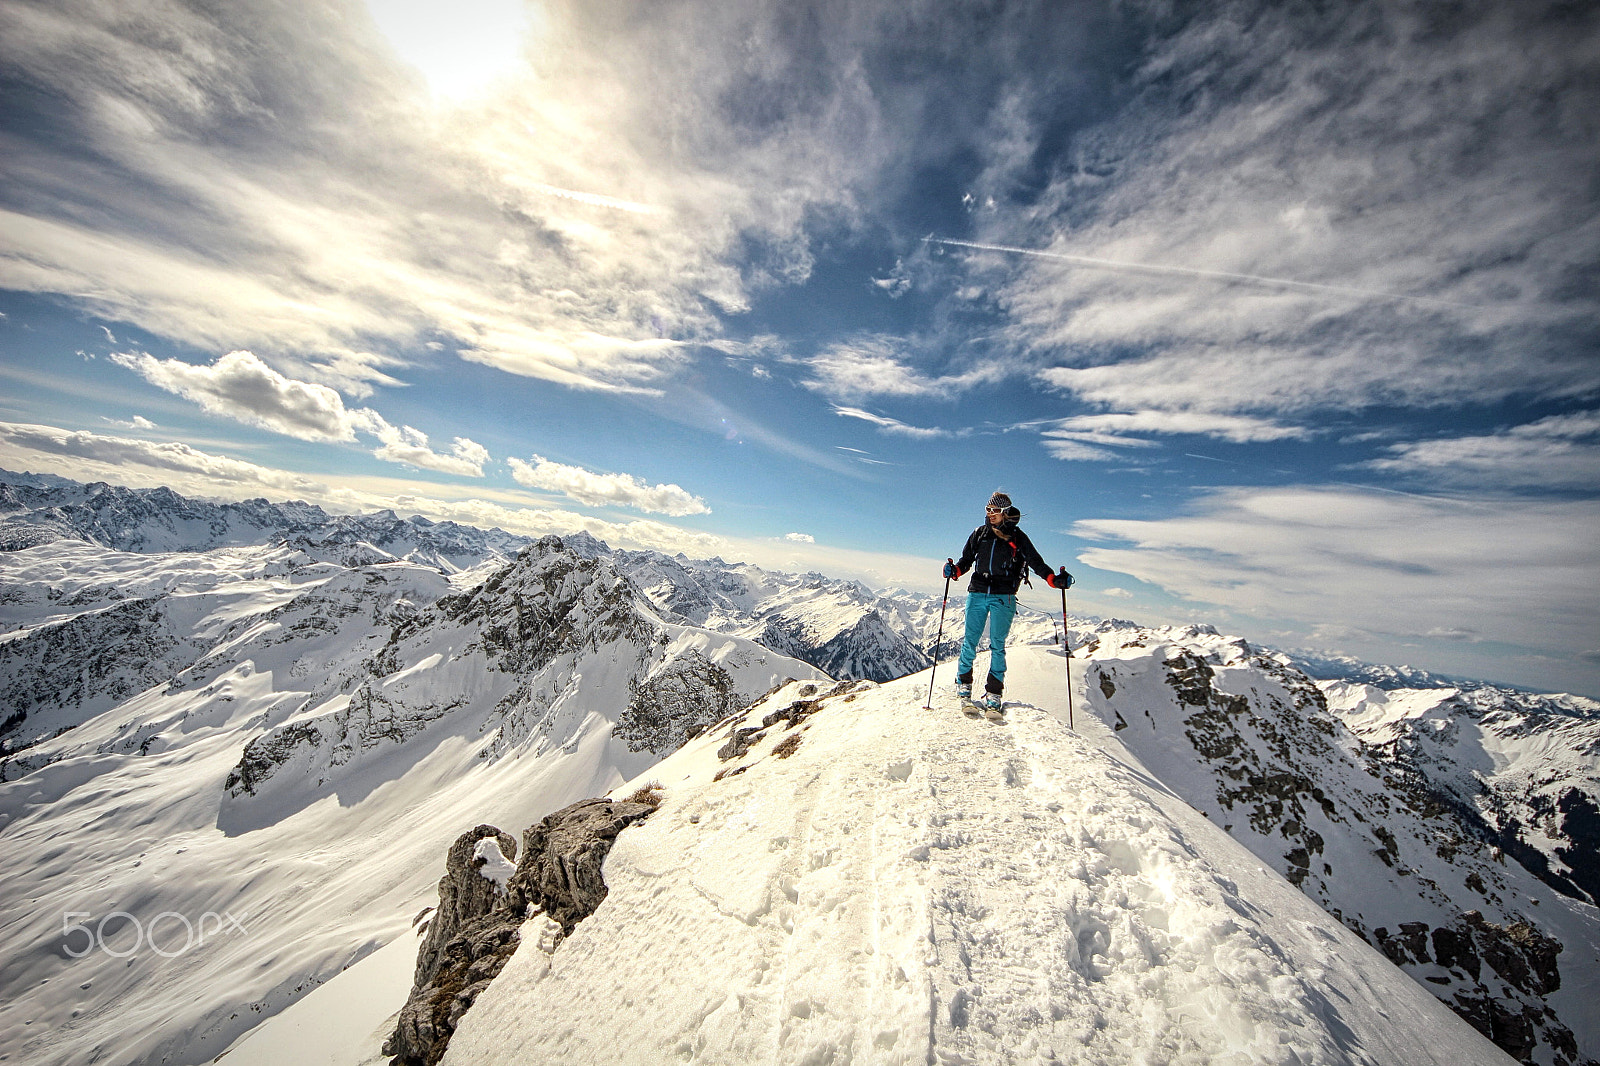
[{"xmin": 982, "ymin": 693, "xmax": 1006, "ymax": 721}]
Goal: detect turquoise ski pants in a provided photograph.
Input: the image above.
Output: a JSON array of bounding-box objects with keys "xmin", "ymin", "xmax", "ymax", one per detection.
[{"xmin": 957, "ymin": 593, "xmax": 1017, "ymax": 691}]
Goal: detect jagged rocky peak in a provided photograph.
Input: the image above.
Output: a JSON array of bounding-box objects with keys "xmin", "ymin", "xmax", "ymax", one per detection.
[{"xmin": 437, "ymin": 535, "xmax": 655, "ymax": 660}]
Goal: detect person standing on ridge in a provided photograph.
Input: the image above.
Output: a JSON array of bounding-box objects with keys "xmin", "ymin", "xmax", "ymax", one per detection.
[{"xmin": 942, "ymin": 491, "xmax": 1071, "ymax": 717}]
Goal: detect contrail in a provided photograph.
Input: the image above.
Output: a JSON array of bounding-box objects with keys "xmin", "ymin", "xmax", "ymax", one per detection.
[
  {"xmin": 503, "ymin": 175, "xmax": 664, "ymax": 215},
  {"xmin": 922, "ymin": 236, "xmax": 1472, "ymax": 309}
]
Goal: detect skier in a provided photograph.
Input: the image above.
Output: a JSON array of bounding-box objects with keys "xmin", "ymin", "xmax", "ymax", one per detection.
[{"xmin": 942, "ymin": 491, "xmax": 1071, "ymax": 716}]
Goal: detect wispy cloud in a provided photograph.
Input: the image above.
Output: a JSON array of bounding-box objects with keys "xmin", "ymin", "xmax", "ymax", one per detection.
[
  {"xmin": 1038, "ymin": 410, "xmax": 1303, "ymax": 460},
  {"xmin": 925, "ymin": 236, "xmax": 1473, "ymax": 309},
  {"xmin": 784, "ymin": 532, "xmax": 815, "ymax": 543},
  {"xmin": 832, "ymin": 405, "xmax": 952, "ymax": 439},
  {"xmin": 1075, "ymin": 485, "xmax": 1600, "ymax": 691},
  {"xmin": 1362, "ymin": 410, "xmax": 1600, "ymax": 490},
  {"xmin": 804, "ymin": 335, "xmax": 1003, "ymax": 401},
  {"xmin": 0, "ymin": 0, "xmax": 909, "ymax": 394},
  {"xmin": 508, "ymin": 455, "xmax": 709, "ymax": 516},
  {"xmin": 955, "ymin": 2, "xmax": 1600, "ymax": 429}
]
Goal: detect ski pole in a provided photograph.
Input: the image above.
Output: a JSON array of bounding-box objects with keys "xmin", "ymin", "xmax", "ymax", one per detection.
[
  {"xmin": 1059, "ymin": 575, "xmax": 1075, "ymax": 730},
  {"xmin": 924, "ymin": 561, "xmax": 953, "ymax": 709}
]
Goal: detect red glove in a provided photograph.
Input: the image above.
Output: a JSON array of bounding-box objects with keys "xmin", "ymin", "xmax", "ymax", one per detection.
[{"xmin": 1045, "ymin": 568, "xmax": 1074, "ymax": 589}]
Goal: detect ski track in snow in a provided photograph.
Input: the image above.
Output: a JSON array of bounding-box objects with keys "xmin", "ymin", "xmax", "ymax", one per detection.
[{"xmin": 445, "ymin": 656, "xmax": 1506, "ymax": 1066}]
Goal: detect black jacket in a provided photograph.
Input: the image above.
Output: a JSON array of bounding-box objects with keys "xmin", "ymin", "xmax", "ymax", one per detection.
[{"xmin": 956, "ymin": 523, "xmax": 1053, "ymax": 595}]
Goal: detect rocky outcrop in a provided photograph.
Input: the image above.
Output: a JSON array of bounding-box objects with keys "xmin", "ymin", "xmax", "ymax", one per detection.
[
  {"xmin": 504, "ymin": 797, "xmax": 658, "ymax": 935},
  {"xmin": 615, "ymin": 651, "xmax": 743, "ymax": 757},
  {"xmin": 412, "ymin": 826, "xmax": 519, "ymax": 989},
  {"xmin": 385, "ymin": 796, "xmax": 657, "ymax": 1066},
  {"xmin": 1159, "ymin": 648, "xmax": 1340, "ymax": 892}
]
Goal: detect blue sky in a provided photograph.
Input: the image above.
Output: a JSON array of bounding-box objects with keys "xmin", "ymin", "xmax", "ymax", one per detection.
[{"xmin": 1, "ymin": 0, "xmax": 1596, "ymax": 695}]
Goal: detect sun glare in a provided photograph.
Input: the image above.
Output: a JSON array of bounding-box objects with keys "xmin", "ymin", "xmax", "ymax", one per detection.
[{"xmin": 366, "ymin": 0, "xmax": 532, "ymax": 100}]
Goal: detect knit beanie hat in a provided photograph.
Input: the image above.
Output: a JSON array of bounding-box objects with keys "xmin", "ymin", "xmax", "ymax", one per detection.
[{"xmin": 987, "ymin": 491, "xmax": 1012, "ymax": 510}]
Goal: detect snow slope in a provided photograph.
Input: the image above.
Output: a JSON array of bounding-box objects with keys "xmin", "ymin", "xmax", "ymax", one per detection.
[{"xmin": 442, "ymin": 648, "xmax": 1514, "ymax": 1065}]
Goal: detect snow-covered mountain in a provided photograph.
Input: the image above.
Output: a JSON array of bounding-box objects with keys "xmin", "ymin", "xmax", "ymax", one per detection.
[
  {"xmin": 2, "ymin": 473, "xmax": 1597, "ymax": 1066},
  {"xmin": 0, "ymin": 476, "xmax": 530, "ymax": 571},
  {"xmin": 609, "ymin": 549, "xmax": 933, "ymax": 683},
  {"xmin": 0, "ymin": 473, "xmax": 933, "ymax": 685},
  {"xmin": 1076, "ymin": 624, "xmax": 1599, "ymax": 1066},
  {"xmin": 1283, "ymin": 648, "xmax": 1472, "ymax": 690},
  {"xmin": 0, "ymin": 533, "xmax": 824, "ymax": 1066}
]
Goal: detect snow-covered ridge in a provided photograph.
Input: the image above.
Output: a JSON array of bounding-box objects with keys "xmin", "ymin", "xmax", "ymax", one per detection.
[
  {"xmin": 436, "ymin": 660, "xmax": 1514, "ymax": 1066},
  {"xmin": 0, "ymin": 476, "xmax": 529, "ymax": 572}
]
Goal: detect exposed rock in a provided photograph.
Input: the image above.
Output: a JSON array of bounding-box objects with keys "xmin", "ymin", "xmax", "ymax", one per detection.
[
  {"xmin": 616, "ymin": 651, "xmax": 744, "ymax": 757},
  {"xmin": 505, "ymin": 797, "xmax": 657, "ymax": 935},
  {"xmin": 386, "ymin": 798, "xmax": 657, "ymax": 1066},
  {"xmin": 413, "ymin": 826, "xmax": 519, "ymax": 989},
  {"xmin": 718, "ymin": 727, "xmax": 766, "ymax": 761},
  {"xmin": 385, "ymin": 911, "xmax": 525, "ymax": 1066}
]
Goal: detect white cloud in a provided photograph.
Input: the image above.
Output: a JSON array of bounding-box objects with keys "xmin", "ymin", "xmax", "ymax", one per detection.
[
  {"xmin": 365, "ymin": 420, "xmax": 491, "ymax": 478},
  {"xmin": 101, "ymin": 415, "xmax": 157, "ymax": 430},
  {"xmin": 1362, "ymin": 410, "xmax": 1600, "ymax": 490},
  {"xmin": 1074, "ymin": 486, "xmax": 1600, "ymax": 693},
  {"xmin": 112, "ymin": 349, "xmax": 489, "ymax": 476},
  {"xmin": 508, "ymin": 455, "xmax": 709, "ymax": 516},
  {"xmin": 784, "ymin": 532, "xmax": 815, "ymax": 543},
  {"xmin": 804, "ymin": 336, "xmax": 1002, "ymax": 401},
  {"xmin": 870, "ymin": 258, "xmax": 913, "ymax": 298},
  {"xmin": 832, "ymin": 405, "xmax": 952, "ymax": 439},
  {"xmin": 112, "ymin": 350, "xmax": 361, "ymax": 441},
  {"xmin": 1102, "ymin": 587, "xmax": 1134, "ymax": 599}
]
